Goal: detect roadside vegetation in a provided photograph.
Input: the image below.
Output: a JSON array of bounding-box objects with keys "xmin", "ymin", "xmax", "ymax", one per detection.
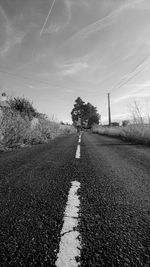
[
  {"xmin": 0, "ymin": 96, "xmax": 75, "ymax": 151},
  {"xmin": 92, "ymin": 101, "xmax": 150, "ymax": 146}
]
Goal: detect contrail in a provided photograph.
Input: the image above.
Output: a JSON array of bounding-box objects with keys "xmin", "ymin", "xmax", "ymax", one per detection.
[
  {"xmin": 64, "ymin": 0, "xmax": 143, "ymax": 42},
  {"xmin": 40, "ymin": 0, "xmax": 56, "ymax": 36}
]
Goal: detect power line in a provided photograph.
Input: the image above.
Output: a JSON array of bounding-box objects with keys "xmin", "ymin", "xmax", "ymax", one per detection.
[
  {"xmin": 113, "ymin": 62, "xmax": 149, "ymax": 92},
  {"xmin": 0, "ymin": 68, "xmax": 73, "ymax": 93},
  {"xmin": 0, "ymin": 69, "xmax": 51, "ymax": 85},
  {"xmin": 110, "ymin": 52, "xmax": 150, "ymax": 93}
]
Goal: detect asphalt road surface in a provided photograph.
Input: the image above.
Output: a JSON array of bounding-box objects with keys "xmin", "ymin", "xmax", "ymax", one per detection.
[{"xmin": 1, "ymin": 132, "xmax": 150, "ymax": 266}]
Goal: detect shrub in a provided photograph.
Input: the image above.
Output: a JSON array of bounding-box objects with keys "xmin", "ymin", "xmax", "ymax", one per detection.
[
  {"xmin": 0, "ymin": 93, "xmax": 76, "ymax": 150},
  {"xmin": 0, "ymin": 107, "xmax": 76, "ymax": 150},
  {"xmin": 0, "ymin": 108, "xmax": 30, "ymax": 148},
  {"xmin": 8, "ymin": 97, "xmax": 38, "ymax": 121}
]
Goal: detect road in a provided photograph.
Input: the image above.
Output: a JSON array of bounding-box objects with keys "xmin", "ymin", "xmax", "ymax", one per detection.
[{"xmin": 0, "ymin": 132, "xmax": 150, "ymax": 266}]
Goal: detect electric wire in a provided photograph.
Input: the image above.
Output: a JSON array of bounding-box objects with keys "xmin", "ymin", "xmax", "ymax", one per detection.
[
  {"xmin": 0, "ymin": 69, "xmax": 51, "ymax": 85},
  {"xmin": 110, "ymin": 52, "xmax": 150, "ymax": 93}
]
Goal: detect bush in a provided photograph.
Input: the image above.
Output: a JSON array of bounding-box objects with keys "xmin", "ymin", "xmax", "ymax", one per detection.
[
  {"xmin": 0, "ymin": 108, "xmax": 76, "ymax": 150},
  {"xmin": 0, "ymin": 93, "xmax": 77, "ymax": 150},
  {"xmin": 0, "ymin": 108, "xmax": 30, "ymax": 148},
  {"xmin": 27, "ymin": 119, "xmax": 60, "ymax": 144},
  {"xmin": 60, "ymin": 124, "xmax": 76, "ymax": 135},
  {"xmin": 8, "ymin": 97, "xmax": 37, "ymax": 121}
]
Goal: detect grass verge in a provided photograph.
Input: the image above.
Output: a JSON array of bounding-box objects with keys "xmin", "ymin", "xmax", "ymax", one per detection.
[{"xmin": 92, "ymin": 124, "xmax": 150, "ymax": 146}]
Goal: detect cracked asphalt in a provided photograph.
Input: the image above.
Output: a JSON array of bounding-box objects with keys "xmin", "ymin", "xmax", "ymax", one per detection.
[{"xmin": 0, "ymin": 132, "xmax": 150, "ymax": 266}]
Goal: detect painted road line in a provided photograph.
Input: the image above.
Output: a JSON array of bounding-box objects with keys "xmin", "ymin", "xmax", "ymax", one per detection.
[
  {"xmin": 76, "ymin": 133, "xmax": 82, "ymax": 157},
  {"xmin": 55, "ymin": 181, "xmax": 81, "ymax": 267},
  {"xmin": 75, "ymin": 145, "xmax": 80, "ymax": 159}
]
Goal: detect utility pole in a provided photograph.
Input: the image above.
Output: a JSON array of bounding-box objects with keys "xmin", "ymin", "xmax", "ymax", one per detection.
[{"xmin": 108, "ymin": 93, "xmax": 111, "ymax": 127}]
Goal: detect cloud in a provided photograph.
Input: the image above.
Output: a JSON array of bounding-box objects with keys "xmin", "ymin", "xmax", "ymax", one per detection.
[
  {"xmin": 43, "ymin": 23, "xmax": 61, "ymax": 34},
  {"xmin": 135, "ymin": 0, "xmax": 150, "ymax": 10},
  {"xmin": 114, "ymin": 82, "xmax": 150, "ymax": 103},
  {"xmin": 115, "ymin": 91, "xmax": 150, "ymax": 103},
  {"xmin": 64, "ymin": 89, "xmax": 73, "ymax": 93},
  {"xmin": 64, "ymin": 0, "xmax": 72, "ymax": 24},
  {"xmin": 0, "ymin": 5, "xmax": 24, "ymax": 56},
  {"xmin": 67, "ymin": 0, "xmax": 144, "ymax": 41},
  {"xmin": 0, "ymin": 29, "xmax": 25, "ymax": 57},
  {"xmin": 60, "ymin": 61, "xmax": 88, "ymax": 76},
  {"xmin": 129, "ymin": 82, "xmax": 150, "ymax": 87},
  {"xmin": 40, "ymin": 0, "xmax": 72, "ymax": 35},
  {"xmin": 28, "ymin": 85, "xmax": 35, "ymax": 89},
  {"xmin": 41, "ymin": 0, "xmax": 91, "ymax": 35},
  {"xmin": 2, "ymin": 31, "xmax": 24, "ymax": 54},
  {"xmin": 66, "ymin": 0, "xmax": 90, "ymax": 9}
]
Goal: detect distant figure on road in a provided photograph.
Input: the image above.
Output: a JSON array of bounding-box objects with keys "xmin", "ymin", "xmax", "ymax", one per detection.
[
  {"xmin": 76, "ymin": 117, "xmax": 82, "ymax": 136},
  {"xmin": 77, "ymin": 125, "xmax": 82, "ymax": 136}
]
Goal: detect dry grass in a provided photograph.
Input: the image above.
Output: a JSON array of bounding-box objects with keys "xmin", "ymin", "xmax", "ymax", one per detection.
[
  {"xmin": 92, "ymin": 124, "xmax": 150, "ymax": 145},
  {"xmin": 0, "ymin": 109, "xmax": 76, "ymax": 151},
  {"xmin": 122, "ymin": 124, "xmax": 150, "ymax": 144},
  {"xmin": 92, "ymin": 100, "xmax": 150, "ymax": 145}
]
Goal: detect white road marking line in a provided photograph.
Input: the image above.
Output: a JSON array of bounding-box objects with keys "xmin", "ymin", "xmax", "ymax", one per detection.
[
  {"xmin": 75, "ymin": 133, "xmax": 82, "ymax": 158},
  {"xmin": 75, "ymin": 145, "xmax": 80, "ymax": 159},
  {"xmin": 55, "ymin": 181, "xmax": 81, "ymax": 267}
]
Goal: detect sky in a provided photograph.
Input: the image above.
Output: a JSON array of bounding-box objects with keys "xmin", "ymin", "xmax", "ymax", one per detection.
[{"xmin": 0, "ymin": 0, "xmax": 150, "ymax": 123}]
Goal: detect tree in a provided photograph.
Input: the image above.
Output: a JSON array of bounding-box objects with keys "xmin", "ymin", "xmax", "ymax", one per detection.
[
  {"xmin": 122, "ymin": 120, "xmax": 129, "ymax": 127},
  {"xmin": 88, "ymin": 113, "xmax": 100, "ymax": 128},
  {"xmin": 71, "ymin": 97, "xmax": 85, "ymax": 124},
  {"xmin": 71, "ymin": 97, "xmax": 100, "ymax": 128},
  {"xmin": 8, "ymin": 97, "xmax": 38, "ymax": 121}
]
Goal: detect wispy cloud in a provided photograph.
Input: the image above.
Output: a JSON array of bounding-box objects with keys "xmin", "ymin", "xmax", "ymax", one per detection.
[
  {"xmin": 115, "ymin": 90, "xmax": 150, "ymax": 103},
  {"xmin": 0, "ymin": 31, "xmax": 25, "ymax": 57},
  {"xmin": 40, "ymin": 0, "xmax": 72, "ymax": 35},
  {"xmin": 60, "ymin": 61, "xmax": 88, "ymax": 76},
  {"xmin": 0, "ymin": 5, "xmax": 25, "ymax": 56},
  {"xmin": 64, "ymin": 0, "xmax": 72, "ymax": 25},
  {"xmin": 114, "ymin": 81, "xmax": 150, "ymax": 103},
  {"xmin": 66, "ymin": 0, "xmax": 90, "ymax": 9},
  {"xmin": 67, "ymin": 0, "xmax": 144, "ymax": 41},
  {"xmin": 28, "ymin": 85, "xmax": 35, "ymax": 89},
  {"xmin": 64, "ymin": 88, "xmax": 73, "ymax": 93},
  {"xmin": 43, "ymin": 23, "xmax": 61, "ymax": 34}
]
